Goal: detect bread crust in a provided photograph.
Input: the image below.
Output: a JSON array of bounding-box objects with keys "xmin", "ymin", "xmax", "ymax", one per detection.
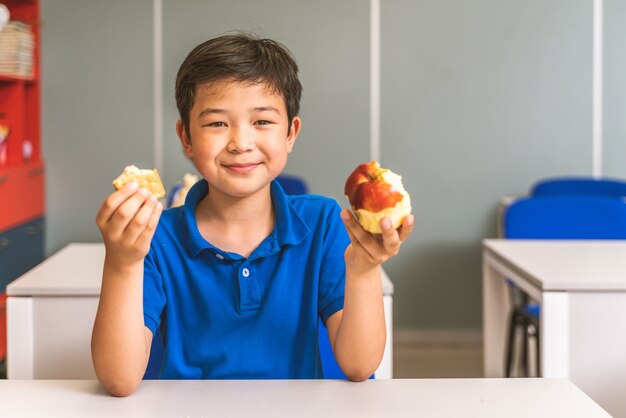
[{"xmin": 112, "ymin": 165, "xmax": 166, "ymax": 198}]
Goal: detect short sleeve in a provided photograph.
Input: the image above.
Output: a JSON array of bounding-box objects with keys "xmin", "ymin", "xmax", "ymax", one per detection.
[
  {"xmin": 318, "ymin": 201, "xmax": 350, "ymax": 323},
  {"xmin": 143, "ymin": 247, "xmax": 166, "ymax": 335}
]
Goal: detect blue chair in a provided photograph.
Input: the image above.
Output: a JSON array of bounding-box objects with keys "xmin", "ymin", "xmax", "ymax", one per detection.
[
  {"xmin": 276, "ymin": 174, "xmax": 309, "ymax": 195},
  {"xmin": 530, "ymin": 176, "xmax": 626, "ymax": 198},
  {"xmin": 504, "ymin": 195, "xmax": 626, "ymax": 239},
  {"xmin": 502, "ymin": 194, "xmax": 626, "ymax": 377}
]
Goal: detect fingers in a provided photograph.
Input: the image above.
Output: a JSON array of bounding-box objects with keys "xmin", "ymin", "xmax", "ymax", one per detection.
[
  {"xmin": 105, "ymin": 188, "xmax": 153, "ymax": 241},
  {"xmin": 341, "ymin": 209, "xmax": 415, "ymax": 268},
  {"xmin": 96, "ymin": 182, "xmax": 139, "ymax": 229},
  {"xmin": 341, "ymin": 209, "xmax": 378, "ymax": 263},
  {"xmin": 97, "ymin": 184, "xmax": 162, "ymax": 246},
  {"xmin": 124, "ymin": 194, "xmax": 162, "ymax": 245},
  {"xmin": 341, "ymin": 209, "xmax": 377, "ymax": 249},
  {"xmin": 341, "ymin": 209, "xmax": 391, "ymax": 265},
  {"xmin": 379, "ymin": 217, "xmax": 402, "ymax": 257},
  {"xmin": 135, "ymin": 197, "xmax": 164, "ymax": 248},
  {"xmin": 378, "ymin": 214, "xmax": 415, "ymax": 261},
  {"xmin": 397, "ymin": 214, "xmax": 415, "ymax": 241}
]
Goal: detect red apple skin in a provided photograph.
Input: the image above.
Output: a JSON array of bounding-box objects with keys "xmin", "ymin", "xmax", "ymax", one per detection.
[
  {"xmin": 344, "ymin": 161, "xmax": 403, "ymax": 213},
  {"xmin": 351, "ymin": 179, "xmax": 403, "ymax": 212},
  {"xmin": 344, "ymin": 162, "xmax": 374, "ymax": 198}
]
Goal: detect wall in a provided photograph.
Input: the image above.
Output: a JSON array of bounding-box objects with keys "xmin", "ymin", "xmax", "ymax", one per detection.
[
  {"xmin": 604, "ymin": 0, "xmax": 626, "ymax": 176},
  {"xmin": 40, "ymin": 0, "xmax": 625, "ymax": 334},
  {"xmin": 382, "ymin": 0, "xmax": 591, "ymax": 330},
  {"xmin": 41, "ymin": 0, "xmax": 154, "ymax": 253}
]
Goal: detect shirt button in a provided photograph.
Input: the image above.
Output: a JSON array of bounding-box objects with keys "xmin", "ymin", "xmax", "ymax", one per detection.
[
  {"xmin": 215, "ymin": 254, "xmax": 224, "ymax": 260},
  {"xmin": 242, "ymin": 268, "xmax": 250, "ymax": 277}
]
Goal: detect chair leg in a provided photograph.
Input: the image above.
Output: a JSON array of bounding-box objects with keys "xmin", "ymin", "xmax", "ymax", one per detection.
[
  {"xmin": 527, "ymin": 323, "xmax": 541, "ymax": 377},
  {"xmin": 505, "ymin": 312, "xmax": 517, "ymax": 377},
  {"xmin": 535, "ymin": 322, "xmax": 541, "ymax": 376},
  {"xmin": 520, "ymin": 318, "xmax": 529, "ymax": 377}
]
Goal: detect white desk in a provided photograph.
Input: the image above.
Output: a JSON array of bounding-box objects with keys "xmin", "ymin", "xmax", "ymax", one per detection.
[
  {"xmin": 6, "ymin": 243, "xmax": 394, "ymax": 379},
  {"xmin": 483, "ymin": 239, "xmax": 626, "ymax": 417},
  {"xmin": 0, "ymin": 378, "xmax": 610, "ymax": 418}
]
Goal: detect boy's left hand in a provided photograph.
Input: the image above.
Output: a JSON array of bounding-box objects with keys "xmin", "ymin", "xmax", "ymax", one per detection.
[{"xmin": 340, "ymin": 209, "xmax": 414, "ymax": 275}]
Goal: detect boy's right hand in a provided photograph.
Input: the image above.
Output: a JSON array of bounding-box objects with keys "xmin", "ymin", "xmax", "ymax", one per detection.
[{"xmin": 96, "ymin": 182, "xmax": 163, "ymax": 268}]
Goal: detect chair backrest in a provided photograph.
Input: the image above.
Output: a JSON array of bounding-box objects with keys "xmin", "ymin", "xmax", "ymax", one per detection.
[
  {"xmin": 276, "ymin": 174, "xmax": 309, "ymax": 195},
  {"xmin": 503, "ymin": 195, "xmax": 626, "ymax": 239},
  {"xmin": 530, "ymin": 176, "xmax": 626, "ymax": 198}
]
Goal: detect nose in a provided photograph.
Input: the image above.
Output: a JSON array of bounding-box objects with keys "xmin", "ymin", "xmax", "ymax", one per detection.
[{"xmin": 227, "ymin": 126, "xmax": 255, "ymax": 153}]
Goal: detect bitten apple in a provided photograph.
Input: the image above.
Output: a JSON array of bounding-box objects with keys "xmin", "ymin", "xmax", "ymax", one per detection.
[{"xmin": 344, "ymin": 160, "xmax": 412, "ymax": 234}]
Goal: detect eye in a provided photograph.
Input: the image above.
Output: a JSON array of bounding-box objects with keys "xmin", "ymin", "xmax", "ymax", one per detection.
[
  {"xmin": 254, "ymin": 120, "xmax": 272, "ymax": 126},
  {"xmin": 204, "ymin": 121, "xmax": 227, "ymax": 127}
]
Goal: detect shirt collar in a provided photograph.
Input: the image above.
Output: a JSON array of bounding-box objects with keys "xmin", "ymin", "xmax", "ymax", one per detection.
[
  {"xmin": 184, "ymin": 179, "xmax": 309, "ymax": 259},
  {"xmin": 270, "ymin": 180, "xmax": 309, "ymax": 249}
]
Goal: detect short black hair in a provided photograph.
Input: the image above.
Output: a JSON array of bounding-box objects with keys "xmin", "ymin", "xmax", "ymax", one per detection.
[{"xmin": 175, "ymin": 33, "xmax": 302, "ymax": 136}]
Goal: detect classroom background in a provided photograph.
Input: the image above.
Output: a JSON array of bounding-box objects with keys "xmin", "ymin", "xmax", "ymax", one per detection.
[{"xmin": 38, "ymin": 0, "xmax": 626, "ymax": 354}]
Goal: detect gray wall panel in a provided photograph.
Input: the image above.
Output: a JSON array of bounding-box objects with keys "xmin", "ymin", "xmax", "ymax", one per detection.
[
  {"xmin": 381, "ymin": 0, "xmax": 591, "ymax": 329},
  {"xmin": 603, "ymin": 0, "xmax": 626, "ymax": 177},
  {"xmin": 42, "ymin": 0, "xmax": 154, "ymax": 255}
]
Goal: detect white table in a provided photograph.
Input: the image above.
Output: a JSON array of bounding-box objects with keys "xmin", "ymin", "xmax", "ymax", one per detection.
[
  {"xmin": 483, "ymin": 239, "xmax": 626, "ymax": 417},
  {"xmin": 6, "ymin": 243, "xmax": 394, "ymax": 379},
  {"xmin": 0, "ymin": 378, "xmax": 610, "ymax": 417}
]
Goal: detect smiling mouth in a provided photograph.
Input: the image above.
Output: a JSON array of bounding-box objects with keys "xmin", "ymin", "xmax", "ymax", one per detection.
[{"xmin": 224, "ymin": 163, "xmax": 260, "ymax": 174}]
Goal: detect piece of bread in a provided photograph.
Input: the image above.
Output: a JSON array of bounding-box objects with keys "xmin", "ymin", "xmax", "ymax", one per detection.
[{"xmin": 112, "ymin": 165, "xmax": 166, "ymax": 198}]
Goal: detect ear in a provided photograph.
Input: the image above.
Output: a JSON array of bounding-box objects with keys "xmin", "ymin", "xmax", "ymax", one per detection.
[
  {"xmin": 286, "ymin": 116, "xmax": 301, "ymax": 154},
  {"xmin": 176, "ymin": 120, "xmax": 193, "ymax": 158}
]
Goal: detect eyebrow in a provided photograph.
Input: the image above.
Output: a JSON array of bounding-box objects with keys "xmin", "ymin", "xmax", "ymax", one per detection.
[
  {"xmin": 197, "ymin": 106, "xmax": 281, "ymax": 118},
  {"xmin": 198, "ymin": 108, "xmax": 226, "ymax": 118},
  {"xmin": 253, "ymin": 106, "xmax": 281, "ymax": 114}
]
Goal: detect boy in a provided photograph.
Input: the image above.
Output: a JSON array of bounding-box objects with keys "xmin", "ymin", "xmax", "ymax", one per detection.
[{"xmin": 92, "ymin": 33, "xmax": 414, "ymax": 397}]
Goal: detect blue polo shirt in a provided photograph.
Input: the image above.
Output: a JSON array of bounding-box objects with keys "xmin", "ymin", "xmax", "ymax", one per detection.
[{"xmin": 143, "ymin": 179, "xmax": 350, "ymax": 379}]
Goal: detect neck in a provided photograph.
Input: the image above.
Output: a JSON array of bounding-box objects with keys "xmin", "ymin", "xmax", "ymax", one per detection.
[
  {"xmin": 195, "ymin": 184, "xmax": 274, "ymax": 257},
  {"xmin": 202, "ymin": 184, "xmax": 272, "ymax": 219}
]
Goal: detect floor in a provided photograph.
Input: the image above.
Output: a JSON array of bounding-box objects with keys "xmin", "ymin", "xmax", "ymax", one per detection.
[{"xmin": 393, "ymin": 339, "xmax": 484, "ymax": 378}]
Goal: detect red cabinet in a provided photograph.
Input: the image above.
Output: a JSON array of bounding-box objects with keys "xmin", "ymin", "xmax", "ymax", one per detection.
[
  {"xmin": 0, "ymin": 0, "xmax": 45, "ymax": 372},
  {"xmin": 0, "ymin": 162, "xmax": 44, "ymax": 231},
  {"xmin": 0, "ymin": 0, "xmax": 43, "ymax": 370},
  {"xmin": 0, "ymin": 0, "xmax": 41, "ymax": 163},
  {"xmin": 0, "ymin": 0, "xmax": 43, "ymax": 233},
  {"xmin": 0, "ymin": 0, "xmax": 43, "ymax": 278}
]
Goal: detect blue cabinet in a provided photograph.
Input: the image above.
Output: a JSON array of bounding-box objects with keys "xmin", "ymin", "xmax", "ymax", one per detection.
[{"xmin": 0, "ymin": 217, "xmax": 45, "ymax": 291}]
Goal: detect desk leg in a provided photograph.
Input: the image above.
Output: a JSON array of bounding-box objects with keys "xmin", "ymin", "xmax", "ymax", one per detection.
[
  {"xmin": 540, "ymin": 292, "xmax": 569, "ymax": 378},
  {"xmin": 6, "ymin": 297, "xmax": 34, "ymax": 379},
  {"xmin": 483, "ymin": 253, "xmax": 510, "ymax": 377}
]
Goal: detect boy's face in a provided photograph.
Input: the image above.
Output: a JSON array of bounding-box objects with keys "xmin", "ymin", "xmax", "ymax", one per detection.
[{"xmin": 177, "ymin": 79, "xmax": 301, "ymax": 198}]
